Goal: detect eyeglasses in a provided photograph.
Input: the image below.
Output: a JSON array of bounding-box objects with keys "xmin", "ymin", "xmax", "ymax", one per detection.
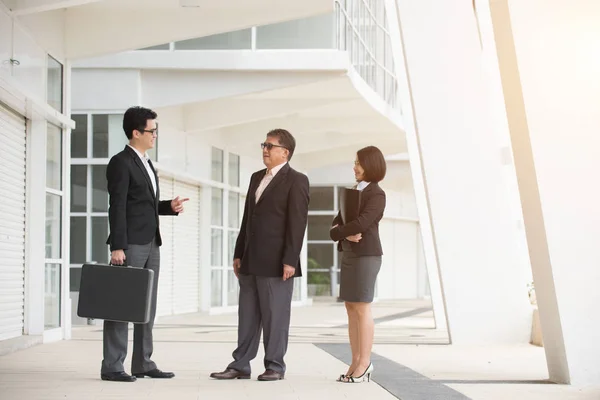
[
  {"xmin": 142, "ymin": 129, "xmax": 158, "ymax": 136},
  {"xmin": 261, "ymin": 142, "xmax": 287, "ymax": 151}
]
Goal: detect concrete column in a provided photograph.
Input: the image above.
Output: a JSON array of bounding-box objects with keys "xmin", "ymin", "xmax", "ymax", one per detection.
[
  {"xmin": 394, "ymin": 0, "xmax": 533, "ymax": 344},
  {"xmin": 490, "ymin": 0, "xmax": 600, "ymax": 385},
  {"xmin": 24, "ymin": 115, "xmax": 47, "ymax": 336}
]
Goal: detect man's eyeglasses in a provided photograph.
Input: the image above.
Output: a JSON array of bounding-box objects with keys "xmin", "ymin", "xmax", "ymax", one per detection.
[
  {"xmin": 261, "ymin": 142, "xmax": 286, "ymax": 151},
  {"xmin": 142, "ymin": 129, "xmax": 158, "ymax": 136}
]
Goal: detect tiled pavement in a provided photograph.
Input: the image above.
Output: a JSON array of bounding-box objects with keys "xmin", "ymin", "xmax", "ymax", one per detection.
[{"xmin": 1, "ymin": 300, "xmax": 599, "ymax": 400}]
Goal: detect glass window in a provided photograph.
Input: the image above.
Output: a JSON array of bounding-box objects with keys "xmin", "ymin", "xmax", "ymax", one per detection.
[
  {"xmin": 228, "ymin": 153, "xmax": 240, "ymax": 187},
  {"xmin": 175, "ymin": 29, "xmax": 252, "ymax": 50},
  {"xmin": 292, "ymin": 277, "xmax": 301, "ymax": 301},
  {"xmin": 227, "ymin": 270, "xmax": 239, "ymax": 306},
  {"xmin": 91, "ymin": 217, "xmax": 108, "ymax": 264},
  {"xmin": 70, "ymin": 217, "xmax": 86, "ymax": 265},
  {"xmin": 309, "ymin": 186, "xmax": 334, "ymax": 211},
  {"xmin": 71, "ymin": 114, "xmax": 87, "ymax": 158},
  {"xmin": 211, "ymin": 147, "xmax": 223, "ymax": 182},
  {"xmin": 308, "ymin": 271, "xmax": 331, "ymax": 296},
  {"xmin": 92, "ymin": 114, "xmax": 109, "ymax": 158},
  {"xmin": 211, "ymin": 228, "xmax": 223, "ymax": 266},
  {"xmin": 307, "ymin": 243, "xmax": 334, "ymax": 270},
  {"xmin": 45, "ymin": 193, "xmax": 62, "ymax": 259},
  {"xmin": 92, "ymin": 165, "xmax": 108, "ymax": 212},
  {"xmin": 256, "ymin": 13, "xmax": 335, "ymax": 49},
  {"xmin": 71, "ymin": 165, "xmax": 87, "ymax": 212},
  {"xmin": 211, "ymin": 188, "xmax": 223, "ymax": 226},
  {"xmin": 44, "ymin": 263, "xmax": 61, "ymax": 329},
  {"xmin": 107, "ymin": 114, "xmax": 128, "ymax": 157},
  {"xmin": 228, "ymin": 230, "xmax": 238, "ymax": 262},
  {"xmin": 228, "ymin": 192, "xmax": 239, "ymax": 228},
  {"xmin": 47, "ymin": 55, "xmax": 63, "ymax": 112},
  {"xmin": 211, "ymin": 269, "xmax": 223, "ymax": 307},
  {"xmin": 46, "ymin": 123, "xmax": 62, "ymax": 191},
  {"xmin": 307, "ymin": 215, "xmax": 336, "ymax": 241}
]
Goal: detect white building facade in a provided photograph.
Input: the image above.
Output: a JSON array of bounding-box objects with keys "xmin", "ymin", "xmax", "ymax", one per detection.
[
  {"xmin": 0, "ymin": 0, "xmax": 598, "ymax": 387},
  {"xmin": 68, "ymin": 6, "xmax": 426, "ymax": 318}
]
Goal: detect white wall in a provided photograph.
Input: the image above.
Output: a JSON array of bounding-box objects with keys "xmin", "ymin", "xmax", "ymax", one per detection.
[
  {"xmin": 395, "ymin": 0, "xmax": 533, "ymax": 344},
  {"xmin": 378, "ymin": 218, "xmax": 424, "ymax": 299},
  {"xmin": 491, "ymin": 0, "xmax": 600, "ymax": 385},
  {"xmin": 154, "ymin": 109, "xmax": 263, "ymax": 181},
  {"xmin": 71, "ymin": 69, "xmax": 141, "ymax": 111},
  {"xmin": 0, "ymin": 11, "xmax": 10, "ymax": 77},
  {"xmin": 0, "ymin": 4, "xmax": 72, "ymax": 342},
  {"xmin": 10, "ymin": 23, "xmax": 47, "ymax": 102},
  {"xmin": 18, "ymin": 10, "xmax": 66, "ymax": 62}
]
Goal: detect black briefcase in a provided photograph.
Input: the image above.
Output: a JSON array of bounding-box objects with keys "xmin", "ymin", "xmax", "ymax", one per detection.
[
  {"xmin": 77, "ymin": 263, "xmax": 154, "ymax": 324},
  {"xmin": 339, "ymin": 187, "xmax": 362, "ymax": 224}
]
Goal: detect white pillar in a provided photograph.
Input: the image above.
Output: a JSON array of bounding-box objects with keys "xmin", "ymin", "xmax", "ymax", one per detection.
[
  {"xmin": 198, "ymin": 182, "xmax": 212, "ymax": 312},
  {"xmin": 385, "ymin": 0, "xmax": 448, "ymax": 333},
  {"xmin": 490, "ymin": 0, "xmax": 600, "ymax": 385},
  {"xmin": 24, "ymin": 115, "xmax": 47, "ymax": 336},
  {"xmin": 394, "ymin": 0, "xmax": 533, "ymax": 344}
]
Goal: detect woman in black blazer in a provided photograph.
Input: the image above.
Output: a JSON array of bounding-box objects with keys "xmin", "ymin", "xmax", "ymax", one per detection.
[{"xmin": 329, "ymin": 146, "xmax": 386, "ymax": 383}]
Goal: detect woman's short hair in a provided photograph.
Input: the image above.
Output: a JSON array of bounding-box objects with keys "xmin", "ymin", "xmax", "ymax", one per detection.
[{"xmin": 357, "ymin": 146, "xmax": 387, "ymax": 183}]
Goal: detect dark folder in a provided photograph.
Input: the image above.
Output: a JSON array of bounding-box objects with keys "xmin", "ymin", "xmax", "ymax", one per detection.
[
  {"xmin": 77, "ymin": 263, "xmax": 154, "ymax": 324},
  {"xmin": 339, "ymin": 187, "xmax": 362, "ymax": 224}
]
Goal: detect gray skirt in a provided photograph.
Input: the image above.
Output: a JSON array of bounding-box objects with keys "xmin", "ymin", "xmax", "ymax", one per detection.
[{"xmin": 339, "ymin": 247, "xmax": 382, "ymax": 303}]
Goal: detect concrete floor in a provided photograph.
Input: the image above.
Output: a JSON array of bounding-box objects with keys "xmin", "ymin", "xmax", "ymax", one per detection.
[{"xmin": 0, "ymin": 299, "xmax": 598, "ymax": 400}]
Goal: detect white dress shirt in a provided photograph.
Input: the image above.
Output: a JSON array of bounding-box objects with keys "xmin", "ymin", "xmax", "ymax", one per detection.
[
  {"xmin": 255, "ymin": 162, "xmax": 287, "ymax": 202},
  {"xmin": 128, "ymin": 144, "xmax": 157, "ymax": 195},
  {"xmin": 356, "ymin": 181, "xmax": 370, "ymax": 191}
]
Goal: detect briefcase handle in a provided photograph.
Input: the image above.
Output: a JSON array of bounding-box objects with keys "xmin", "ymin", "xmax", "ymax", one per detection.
[
  {"xmin": 110, "ymin": 262, "xmax": 128, "ymax": 268},
  {"xmin": 110, "ymin": 262, "xmax": 143, "ymax": 269}
]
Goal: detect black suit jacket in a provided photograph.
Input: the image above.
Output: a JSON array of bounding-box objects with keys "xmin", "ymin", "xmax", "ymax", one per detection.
[
  {"xmin": 106, "ymin": 145, "xmax": 177, "ymax": 251},
  {"xmin": 330, "ymin": 182, "xmax": 386, "ymax": 256},
  {"xmin": 234, "ymin": 163, "xmax": 310, "ymax": 278}
]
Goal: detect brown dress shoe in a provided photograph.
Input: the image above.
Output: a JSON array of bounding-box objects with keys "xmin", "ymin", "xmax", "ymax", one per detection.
[
  {"xmin": 257, "ymin": 369, "xmax": 285, "ymax": 381},
  {"xmin": 210, "ymin": 368, "xmax": 250, "ymax": 380}
]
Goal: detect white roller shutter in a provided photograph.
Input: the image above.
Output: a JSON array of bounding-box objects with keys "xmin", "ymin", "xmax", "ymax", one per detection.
[
  {"xmin": 0, "ymin": 102, "xmax": 26, "ymax": 340},
  {"xmin": 173, "ymin": 180, "xmax": 199, "ymax": 314},
  {"xmin": 157, "ymin": 175, "xmax": 174, "ymax": 317}
]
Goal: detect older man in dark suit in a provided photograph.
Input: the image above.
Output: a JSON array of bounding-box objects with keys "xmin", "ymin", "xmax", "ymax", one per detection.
[{"xmin": 210, "ymin": 129, "xmax": 309, "ymax": 381}]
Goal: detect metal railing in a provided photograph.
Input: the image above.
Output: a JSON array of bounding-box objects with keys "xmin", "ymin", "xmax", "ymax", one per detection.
[{"xmin": 335, "ymin": 0, "xmax": 399, "ymax": 109}]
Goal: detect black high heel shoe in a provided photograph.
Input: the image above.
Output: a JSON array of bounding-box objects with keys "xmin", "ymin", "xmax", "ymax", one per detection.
[
  {"xmin": 343, "ymin": 363, "xmax": 373, "ymax": 383},
  {"xmin": 336, "ymin": 370, "xmax": 354, "ymax": 382}
]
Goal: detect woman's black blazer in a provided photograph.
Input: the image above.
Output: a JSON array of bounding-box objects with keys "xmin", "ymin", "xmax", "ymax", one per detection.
[{"xmin": 329, "ymin": 182, "xmax": 386, "ymax": 256}]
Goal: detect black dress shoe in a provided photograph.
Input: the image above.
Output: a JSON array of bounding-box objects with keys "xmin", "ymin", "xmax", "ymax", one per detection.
[
  {"xmin": 133, "ymin": 368, "xmax": 175, "ymax": 379},
  {"xmin": 209, "ymin": 368, "xmax": 250, "ymax": 380},
  {"xmin": 101, "ymin": 371, "xmax": 137, "ymax": 382},
  {"xmin": 257, "ymin": 369, "xmax": 285, "ymax": 381}
]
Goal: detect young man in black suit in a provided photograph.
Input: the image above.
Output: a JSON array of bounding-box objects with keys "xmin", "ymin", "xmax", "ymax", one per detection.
[
  {"xmin": 102, "ymin": 106, "xmax": 189, "ymax": 382},
  {"xmin": 210, "ymin": 129, "xmax": 310, "ymax": 381}
]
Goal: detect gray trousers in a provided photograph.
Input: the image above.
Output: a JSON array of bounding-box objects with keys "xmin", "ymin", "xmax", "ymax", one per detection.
[
  {"xmin": 228, "ymin": 274, "xmax": 294, "ymax": 374},
  {"xmin": 101, "ymin": 238, "xmax": 160, "ymax": 374}
]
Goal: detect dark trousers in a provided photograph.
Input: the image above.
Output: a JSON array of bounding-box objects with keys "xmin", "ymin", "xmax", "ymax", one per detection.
[
  {"xmin": 101, "ymin": 238, "xmax": 160, "ymax": 374},
  {"xmin": 227, "ymin": 274, "xmax": 295, "ymax": 374}
]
